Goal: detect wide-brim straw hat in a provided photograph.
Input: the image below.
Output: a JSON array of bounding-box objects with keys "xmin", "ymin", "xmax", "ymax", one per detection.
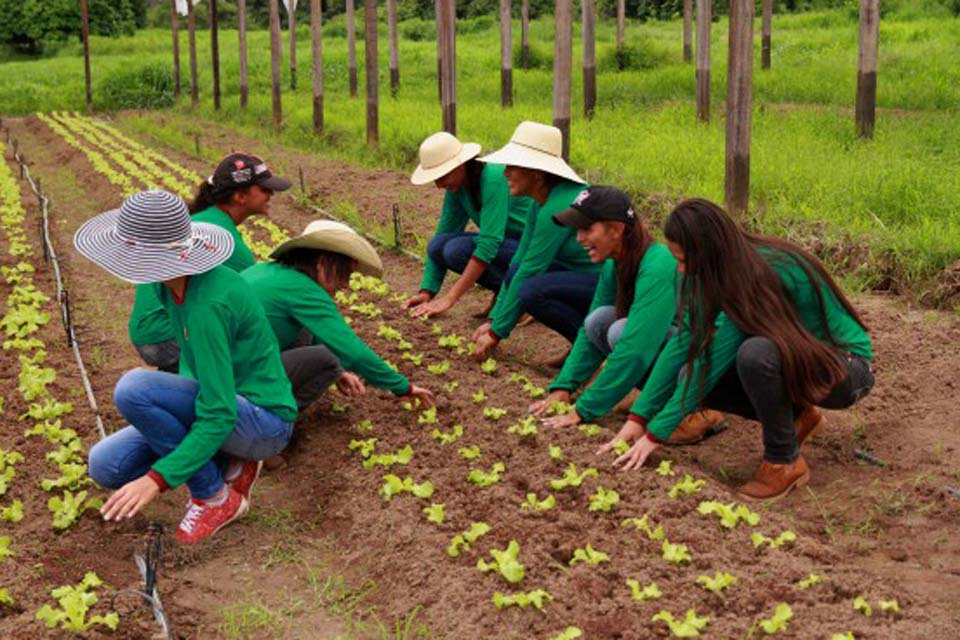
[
  {"xmin": 73, "ymin": 190, "xmax": 234, "ymax": 284},
  {"xmin": 269, "ymin": 220, "xmax": 384, "ymax": 278},
  {"xmin": 410, "ymin": 132, "xmax": 482, "ymax": 185},
  {"xmin": 478, "ymin": 121, "xmax": 585, "ymax": 185}
]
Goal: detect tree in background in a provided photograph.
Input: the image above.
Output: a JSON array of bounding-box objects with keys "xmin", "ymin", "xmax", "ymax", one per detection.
[{"xmin": 0, "ymin": 0, "xmax": 144, "ymax": 53}]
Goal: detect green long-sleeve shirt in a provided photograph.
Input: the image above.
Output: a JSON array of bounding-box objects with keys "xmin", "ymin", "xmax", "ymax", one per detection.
[
  {"xmin": 633, "ymin": 248, "xmax": 873, "ymax": 441},
  {"xmin": 128, "ymin": 206, "xmax": 256, "ymax": 346},
  {"xmin": 488, "ymin": 180, "xmax": 601, "ymax": 339},
  {"xmin": 243, "ymin": 261, "xmax": 412, "ymax": 396},
  {"xmin": 151, "ymin": 266, "xmax": 297, "ymax": 489},
  {"xmin": 420, "ymin": 163, "xmax": 533, "ymax": 293},
  {"xmin": 549, "ymin": 243, "xmax": 678, "ymax": 421}
]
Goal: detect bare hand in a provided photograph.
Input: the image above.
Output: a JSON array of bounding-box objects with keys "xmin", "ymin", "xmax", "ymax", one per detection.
[
  {"xmin": 470, "ymin": 321, "xmax": 492, "ymax": 345},
  {"xmin": 404, "ymin": 291, "xmax": 432, "ymax": 310},
  {"xmin": 542, "ymin": 408, "xmax": 582, "ymax": 429},
  {"xmin": 411, "ymin": 295, "xmax": 455, "ymax": 319},
  {"xmin": 402, "ymin": 383, "xmax": 435, "ymax": 408},
  {"xmin": 596, "ymin": 419, "xmax": 648, "ymax": 456},
  {"xmin": 613, "ymin": 435, "xmax": 660, "ymax": 471},
  {"xmin": 335, "ymin": 371, "xmax": 366, "ymax": 397},
  {"xmin": 529, "ymin": 390, "xmax": 572, "ymax": 417},
  {"xmin": 101, "ymin": 475, "xmax": 161, "ymax": 521},
  {"xmin": 472, "ymin": 332, "xmax": 499, "ymax": 360}
]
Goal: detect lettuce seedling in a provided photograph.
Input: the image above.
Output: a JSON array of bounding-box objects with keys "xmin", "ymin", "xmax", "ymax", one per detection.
[
  {"xmin": 401, "ymin": 352, "xmax": 424, "ymax": 366},
  {"xmin": 35, "ymin": 572, "xmax": 119, "ymax": 632},
  {"xmin": 468, "ymin": 462, "xmax": 505, "ymax": 487},
  {"xmin": 442, "ymin": 381, "xmax": 459, "ymax": 393},
  {"xmin": 354, "ymin": 419, "xmax": 374, "ymax": 432},
  {"xmin": 569, "ymin": 544, "xmax": 609, "ymax": 566},
  {"xmin": 696, "ymin": 501, "xmax": 760, "ymax": 528},
  {"xmin": 696, "ymin": 572, "xmax": 737, "ymax": 593},
  {"xmin": 550, "ymin": 463, "xmax": 598, "ymax": 491},
  {"xmin": 520, "ymin": 493, "xmax": 555, "ymax": 512},
  {"xmin": 0, "ymin": 588, "xmax": 13, "ymax": 607},
  {"xmin": 758, "ymin": 603, "xmax": 793, "ymax": 634},
  {"xmin": 0, "ymin": 450, "xmax": 24, "ymax": 496},
  {"xmin": 476, "ymin": 540, "xmax": 525, "ymax": 584},
  {"xmin": 626, "ymin": 578, "xmax": 662, "ymax": 601},
  {"xmin": 830, "ymin": 634, "xmax": 855, "ymax": 640},
  {"xmin": 417, "ymin": 407, "xmax": 439, "ymax": 425},
  {"xmin": 49, "ymin": 490, "xmax": 101, "ymax": 530},
  {"xmin": 447, "ymin": 522, "xmax": 491, "ymax": 557},
  {"xmin": 622, "ymin": 515, "xmax": 666, "ymax": 541},
  {"xmin": 431, "ymin": 323, "xmax": 443, "ymax": 336},
  {"xmin": 362, "ymin": 445, "xmax": 414, "ymax": 469},
  {"xmin": 0, "ymin": 536, "xmax": 12, "ymax": 561},
  {"xmin": 524, "ymin": 381, "xmax": 545, "ymax": 398},
  {"xmin": 22, "ymin": 400, "xmax": 74, "ymax": 422},
  {"xmin": 491, "ymin": 589, "xmax": 553, "ymax": 611},
  {"xmin": 751, "ymin": 530, "xmax": 797, "ymax": 549},
  {"xmin": 483, "ymin": 407, "xmax": 507, "ymax": 421},
  {"xmin": 458, "ymin": 445, "xmax": 481, "ymax": 460},
  {"xmin": 588, "ymin": 486, "xmax": 620, "ymax": 512},
  {"xmin": 471, "ymin": 390, "xmax": 487, "ymax": 404},
  {"xmin": 548, "ymin": 445, "xmax": 564, "ymax": 461},
  {"xmin": 509, "ymin": 373, "xmax": 529, "ymax": 384},
  {"xmin": 668, "ymin": 474, "xmax": 707, "ymax": 498},
  {"xmin": 335, "ymin": 290, "xmax": 359, "ymax": 305},
  {"xmin": 24, "ymin": 420, "xmax": 79, "ymax": 444},
  {"xmin": 331, "ymin": 400, "xmax": 351, "ymax": 413},
  {"xmin": 397, "ymin": 339, "xmax": 414, "ymax": 351},
  {"xmin": 427, "ymin": 360, "xmax": 450, "ymax": 375},
  {"xmin": 612, "ymin": 440, "xmax": 630, "ymax": 455},
  {"xmin": 401, "ymin": 398, "xmax": 421, "ymax": 411},
  {"xmin": 431, "ymin": 424, "xmax": 464, "ymax": 445},
  {"xmin": 797, "ymin": 574, "xmax": 825, "ymax": 590},
  {"xmin": 379, "ymin": 475, "xmax": 435, "ymax": 501},
  {"xmin": 651, "ymin": 609, "xmax": 709, "ymax": 638},
  {"xmin": 41, "ymin": 463, "xmax": 91, "ymax": 491},
  {"xmin": 377, "ymin": 323, "xmax": 403, "ymax": 341},
  {"xmin": 879, "ymin": 599, "xmax": 899, "ymax": 614},
  {"xmin": 348, "ymin": 437, "xmax": 378, "ymax": 458},
  {"xmin": 545, "ymin": 400, "xmax": 574, "ymax": 416},
  {"xmin": 578, "ymin": 424, "xmax": 602, "ymax": 438},
  {"xmin": 661, "ymin": 540, "xmax": 692, "ymax": 564},
  {"xmin": 0, "ymin": 500, "xmax": 24, "ymax": 523},
  {"xmin": 438, "ymin": 334, "xmax": 464, "ymax": 350},
  {"xmin": 656, "ymin": 460, "xmax": 676, "ymax": 476},
  {"xmin": 548, "ymin": 627, "xmax": 582, "ymax": 640},
  {"xmin": 348, "ymin": 302, "xmax": 382, "ymax": 319},
  {"xmin": 507, "ymin": 416, "xmax": 538, "ymax": 437},
  {"xmin": 422, "ymin": 503, "xmax": 445, "ymax": 525},
  {"xmin": 852, "ymin": 596, "xmax": 872, "ymax": 617},
  {"xmin": 480, "ymin": 358, "xmax": 498, "ymax": 374}
]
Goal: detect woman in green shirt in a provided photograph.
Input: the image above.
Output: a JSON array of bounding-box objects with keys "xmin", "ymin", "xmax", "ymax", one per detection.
[
  {"xmin": 599, "ymin": 199, "xmax": 874, "ymax": 502},
  {"xmin": 244, "ymin": 220, "xmax": 435, "ymax": 410},
  {"xmin": 471, "ymin": 121, "xmax": 602, "ymax": 362},
  {"xmin": 405, "ymin": 132, "xmax": 532, "ymax": 319}
]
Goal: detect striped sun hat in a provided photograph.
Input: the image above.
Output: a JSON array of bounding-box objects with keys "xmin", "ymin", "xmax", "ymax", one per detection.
[{"xmin": 73, "ymin": 190, "xmax": 235, "ymax": 284}]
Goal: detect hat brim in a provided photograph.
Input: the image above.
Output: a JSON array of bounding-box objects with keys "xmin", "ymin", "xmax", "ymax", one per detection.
[
  {"xmin": 552, "ymin": 207, "xmax": 594, "ymax": 230},
  {"xmin": 478, "ymin": 143, "xmax": 586, "ymax": 185},
  {"xmin": 73, "ymin": 209, "xmax": 235, "ymax": 284},
  {"xmin": 410, "ymin": 143, "xmax": 482, "ymax": 186},
  {"xmin": 269, "ymin": 228, "xmax": 384, "ymax": 278},
  {"xmin": 258, "ymin": 175, "xmax": 292, "ymax": 192}
]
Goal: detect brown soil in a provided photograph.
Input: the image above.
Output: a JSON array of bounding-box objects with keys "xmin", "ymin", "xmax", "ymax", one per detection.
[{"xmin": 2, "ymin": 113, "xmax": 959, "ymax": 638}]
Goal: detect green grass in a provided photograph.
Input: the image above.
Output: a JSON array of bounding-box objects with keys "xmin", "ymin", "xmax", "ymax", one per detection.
[{"xmin": 3, "ymin": 9, "xmax": 960, "ymax": 299}]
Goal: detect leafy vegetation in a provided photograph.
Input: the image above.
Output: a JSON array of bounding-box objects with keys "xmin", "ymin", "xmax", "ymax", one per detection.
[
  {"xmin": 751, "ymin": 530, "xmax": 798, "ymax": 549},
  {"xmin": 379, "ymin": 475, "xmax": 435, "ymax": 501},
  {"xmin": 588, "ymin": 486, "xmax": 621, "ymax": 512},
  {"xmin": 757, "ymin": 603, "xmax": 794, "ymax": 634},
  {"xmin": 447, "ymin": 522, "xmax": 491, "ymax": 557},
  {"xmin": 35, "ymin": 572, "xmax": 118, "ymax": 632},
  {"xmin": 550, "ymin": 463, "xmax": 598, "ymax": 491},
  {"xmin": 668, "ymin": 474, "xmax": 707, "ymax": 498},
  {"xmin": 569, "ymin": 544, "xmax": 609, "ymax": 566},
  {"xmin": 652, "ymin": 609, "xmax": 710, "ymax": 638},
  {"xmin": 626, "ymin": 578, "xmax": 662, "ymax": 602},
  {"xmin": 696, "ymin": 501, "xmax": 761, "ymax": 529},
  {"xmin": 468, "ymin": 462, "xmax": 505, "ymax": 487},
  {"xmin": 476, "ymin": 540, "xmax": 525, "ymax": 584},
  {"xmin": 696, "ymin": 572, "xmax": 738, "ymax": 593}
]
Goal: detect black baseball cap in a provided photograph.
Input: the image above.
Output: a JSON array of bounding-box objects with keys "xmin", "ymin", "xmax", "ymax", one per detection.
[
  {"xmin": 552, "ymin": 185, "xmax": 636, "ymax": 229},
  {"xmin": 209, "ymin": 153, "xmax": 292, "ymax": 194}
]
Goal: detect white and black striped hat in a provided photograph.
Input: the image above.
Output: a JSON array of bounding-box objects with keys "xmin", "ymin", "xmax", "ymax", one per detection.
[{"xmin": 74, "ymin": 190, "xmax": 235, "ymax": 284}]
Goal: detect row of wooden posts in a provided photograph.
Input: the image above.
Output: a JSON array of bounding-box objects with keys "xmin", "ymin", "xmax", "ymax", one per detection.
[{"xmin": 77, "ymin": 0, "xmax": 881, "ymax": 214}]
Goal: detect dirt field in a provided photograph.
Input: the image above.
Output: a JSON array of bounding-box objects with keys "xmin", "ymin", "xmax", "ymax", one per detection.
[{"xmin": 1, "ymin": 113, "xmax": 958, "ymax": 638}]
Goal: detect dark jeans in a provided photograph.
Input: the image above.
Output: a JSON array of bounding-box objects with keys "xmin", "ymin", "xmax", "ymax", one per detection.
[
  {"xmin": 134, "ymin": 339, "xmax": 180, "ymax": 374},
  {"xmin": 426, "ymin": 232, "xmax": 520, "ymax": 292},
  {"xmin": 281, "ymin": 345, "xmax": 343, "ymax": 411},
  {"xmin": 703, "ymin": 336, "xmax": 875, "ymax": 465},
  {"xmin": 509, "ymin": 263, "xmax": 601, "ymax": 343}
]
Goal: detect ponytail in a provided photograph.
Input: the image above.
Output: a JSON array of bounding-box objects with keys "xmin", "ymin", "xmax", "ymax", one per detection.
[
  {"xmin": 614, "ymin": 220, "xmax": 653, "ymax": 318},
  {"xmin": 188, "ymin": 181, "xmax": 246, "ymax": 214}
]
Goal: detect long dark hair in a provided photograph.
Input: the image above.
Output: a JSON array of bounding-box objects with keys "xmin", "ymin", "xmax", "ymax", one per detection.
[
  {"xmin": 614, "ymin": 220, "xmax": 654, "ymax": 318},
  {"xmin": 277, "ymin": 247, "xmax": 356, "ymax": 293},
  {"xmin": 663, "ymin": 198, "xmax": 867, "ymax": 407},
  {"xmin": 188, "ymin": 181, "xmax": 248, "ymax": 214},
  {"xmin": 463, "ymin": 159, "xmax": 485, "ymax": 212}
]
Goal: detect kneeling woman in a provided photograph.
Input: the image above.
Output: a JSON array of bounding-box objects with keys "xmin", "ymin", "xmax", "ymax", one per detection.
[
  {"xmin": 531, "ymin": 186, "xmax": 724, "ymax": 444},
  {"xmin": 243, "ymin": 220, "xmax": 435, "ymax": 410},
  {"xmin": 601, "ymin": 199, "xmax": 874, "ymax": 502},
  {"xmin": 405, "ymin": 132, "xmax": 533, "ymax": 319},
  {"xmin": 79, "ymin": 190, "xmax": 298, "ymax": 544}
]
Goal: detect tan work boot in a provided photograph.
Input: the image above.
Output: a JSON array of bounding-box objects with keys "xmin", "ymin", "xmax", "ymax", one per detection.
[
  {"xmin": 795, "ymin": 406, "xmax": 826, "ymax": 446},
  {"xmin": 668, "ymin": 409, "xmax": 727, "ymax": 445},
  {"xmin": 736, "ymin": 456, "xmax": 810, "ymax": 502}
]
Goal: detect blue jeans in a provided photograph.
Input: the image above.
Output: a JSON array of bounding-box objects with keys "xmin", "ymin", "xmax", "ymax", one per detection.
[
  {"xmin": 88, "ymin": 369, "xmax": 293, "ymax": 499},
  {"xmin": 584, "ymin": 305, "xmax": 627, "ymax": 355},
  {"xmin": 513, "ymin": 266, "xmax": 601, "ymax": 342},
  {"xmin": 426, "ymin": 232, "xmax": 520, "ymax": 292}
]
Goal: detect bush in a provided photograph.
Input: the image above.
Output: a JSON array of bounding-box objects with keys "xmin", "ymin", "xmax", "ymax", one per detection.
[
  {"xmin": 512, "ymin": 40, "xmax": 553, "ymax": 70},
  {"xmin": 458, "ymin": 16, "xmax": 494, "ymax": 34},
  {"xmin": 598, "ymin": 40, "xmax": 670, "ymax": 72},
  {"xmin": 400, "ymin": 18, "xmax": 436, "ymax": 42},
  {"xmin": 0, "ymin": 0, "xmax": 142, "ymax": 54},
  {"xmin": 97, "ymin": 63, "xmax": 175, "ymax": 110}
]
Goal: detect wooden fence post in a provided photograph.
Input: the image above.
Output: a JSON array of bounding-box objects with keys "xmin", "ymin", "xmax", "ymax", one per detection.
[
  {"xmin": 440, "ymin": 0, "xmax": 457, "ymax": 134},
  {"xmin": 695, "ymin": 0, "xmax": 710, "ymax": 122},
  {"xmin": 347, "ymin": 0, "xmax": 358, "ymax": 97},
  {"xmin": 365, "ymin": 0, "xmax": 378, "ymax": 146},
  {"xmin": 435, "ymin": 0, "xmax": 443, "ymax": 101},
  {"xmin": 311, "ymin": 0, "xmax": 324, "ymax": 133},
  {"xmin": 81, "ymin": 0, "xmax": 92, "ymax": 111},
  {"xmin": 724, "ymin": 0, "xmax": 754, "ymax": 215},
  {"xmin": 856, "ymin": 0, "xmax": 880, "ymax": 139},
  {"xmin": 520, "ymin": 0, "xmax": 530, "ymax": 69},
  {"xmin": 388, "ymin": 0, "xmax": 400, "ymax": 95},
  {"xmin": 500, "ymin": 0, "xmax": 513, "ymax": 107},
  {"xmin": 171, "ymin": 1, "xmax": 181, "ymax": 97},
  {"xmin": 269, "ymin": 0, "xmax": 283, "ymax": 130},
  {"xmin": 683, "ymin": 0, "xmax": 692, "ymax": 63},
  {"xmin": 210, "ymin": 0, "xmax": 221, "ymax": 110},
  {"xmin": 582, "ymin": 0, "xmax": 595, "ymax": 118},
  {"xmin": 761, "ymin": 0, "xmax": 772, "ymax": 70},
  {"xmin": 553, "ymin": 0, "xmax": 572, "ymax": 161},
  {"xmin": 188, "ymin": 0, "xmax": 199, "ymax": 107},
  {"xmin": 287, "ymin": 0, "xmax": 297, "ymax": 90},
  {"xmin": 238, "ymin": 0, "xmax": 249, "ymax": 108},
  {"xmin": 616, "ymin": 0, "xmax": 625, "ymax": 53}
]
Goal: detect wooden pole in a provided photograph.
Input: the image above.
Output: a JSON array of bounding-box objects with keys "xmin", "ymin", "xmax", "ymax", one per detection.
[
  {"xmin": 435, "ymin": 0, "xmax": 443, "ymax": 102},
  {"xmin": 188, "ymin": 0, "xmax": 199, "ymax": 107},
  {"xmin": 288, "ymin": 0, "xmax": 297, "ymax": 91},
  {"xmin": 856, "ymin": 0, "xmax": 880, "ymax": 139},
  {"xmin": 310, "ymin": 0, "xmax": 324, "ymax": 133},
  {"xmin": 238, "ymin": 0, "xmax": 249, "ymax": 107},
  {"xmin": 520, "ymin": 0, "xmax": 530, "ymax": 70},
  {"xmin": 210, "ymin": 0, "xmax": 221, "ymax": 110},
  {"xmin": 582, "ymin": 0, "xmax": 595, "ymax": 118},
  {"xmin": 616, "ymin": 0, "xmax": 625, "ymax": 52},
  {"xmin": 553, "ymin": 0, "xmax": 572, "ymax": 161},
  {"xmin": 269, "ymin": 0, "xmax": 283, "ymax": 129},
  {"xmin": 695, "ymin": 0, "xmax": 710, "ymax": 122},
  {"xmin": 761, "ymin": 0, "xmax": 772, "ymax": 70},
  {"xmin": 500, "ymin": 0, "xmax": 512, "ymax": 107},
  {"xmin": 388, "ymin": 0, "xmax": 399, "ymax": 95},
  {"xmin": 439, "ymin": 0, "xmax": 456, "ymax": 134},
  {"xmin": 80, "ymin": 0, "xmax": 92, "ymax": 110},
  {"xmin": 365, "ymin": 0, "xmax": 378, "ymax": 146},
  {"xmin": 171, "ymin": 1, "xmax": 181, "ymax": 97},
  {"xmin": 724, "ymin": 0, "xmax": 754, "ymax": 215},
  {"xmin": 682, "ymin": 0, "xmax": 692, "ymax": 63},
  {"xmin": 346, "ymin": 0, "xmax": 358, "ymax": 97}
]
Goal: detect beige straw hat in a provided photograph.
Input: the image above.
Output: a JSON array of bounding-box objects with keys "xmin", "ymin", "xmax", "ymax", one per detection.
[
  {"xmin": 478, "ymin": 121, "xmax": 585, "ymax": 185},
  {"xmin": 269, "ymin": 220, "xmax": 384, "ymax": 277},
  {"xmin": 410, "ymin": 132, "xmax": 482, "ymax": 185}
]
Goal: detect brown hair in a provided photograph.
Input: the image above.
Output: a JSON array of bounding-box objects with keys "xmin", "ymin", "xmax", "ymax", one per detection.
[
  {"xmin": 462, "ymin": 159, "xmax": 485, "ymax": 212},
  {"xmin": 614, "ymin": 220, "xmax": 654, "ymax": 318},
  {"xmin": 663, "ymin": 198, "xmax": 867, "ymax": 406},
  {"xmin": 277, "ymin": 247, "xmax": 356, "ymax": 293},
  {"xmin": 188, "ymin": 180, "xmax": 249, "ymax": 214}
]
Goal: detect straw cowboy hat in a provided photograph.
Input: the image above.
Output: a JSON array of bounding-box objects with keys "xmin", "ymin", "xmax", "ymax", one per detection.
[
  {"xmin": 270, "ymin": 220, "xmax": 384, "ymax": 278},
  {"xmin": 478, "ymin": 121, "xmax": 585, "ymax": 184},
  {"xmin": 73, "ymin": 190, "xmax": 234, "ymax": 284},
  {"xmin": 410, "ymin": 132, "xmax": 482, "ymax": 185}
]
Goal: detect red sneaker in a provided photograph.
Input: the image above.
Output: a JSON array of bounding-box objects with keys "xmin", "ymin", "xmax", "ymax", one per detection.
[
  {"xmin": 175, "ymin": 488, "xmax": 248, "ymax": 545},
  {"xmin": 226, "ymin": 459, "xmax": 263, "ymax": 505}
]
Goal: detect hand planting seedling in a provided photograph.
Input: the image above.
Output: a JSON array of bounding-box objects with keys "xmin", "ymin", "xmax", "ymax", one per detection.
[
  {"xmin": 471, "ymin": 390, "xmax": 487, "ymax": 404},
  {"xmin": 668, "ymin": 474, "xmax": 707, "ymax": 498},
  {"xmin": 491, "ymin": 589, "xmax": 553, "ymax": 611},
  {"xmin": 626, "ymin": 578, "xmax": 662, "ymax": 601},
  {"xmin": 751, "ymin": 530, "xmax": 797, "ymax": 549},
  {"xmin": 422, "ymin": 503, "xmax": 445, "ymax": 525},
  {"xmin": 507, "ymin": 416, "xmax": 538, "ymax": 437},
  {"xmin": 431, "ymin": 424, "xmax": 464, "ymax": 445},
  {"xmin": 797, "ymin": 574, "xmax": 825, "ymax": 590},
  {"xmin": 696, "ymin": 501, "xmax": 760, "ymax": 528},
  {"xmin": 696, "ymin": 572, "xmax": 737, "ymax": 593},
  {"xmin": 417, "ymin": 407, "xmax": 439, "ymax": 425},
  {"xmin": 569, "ymin": 544, "xmax": 609, "ymax": 566},
  {"xmin": 480, "ymin": 358, "xmax": 498, "ymax": 374},
  {"xmin": 520, "ymin": 493, "xmax": 555, "ymax": 512},
  {"xmin": 476, "ymin": 540, "xmax": 525, "ymax": 584},
  {"xmin": 578, "ymin": 424, "xmax": 602, "ymax": 438},
  {"xmin": 548, "ymin": 628, "xmax": 582, "ymax": 640},
  {"xmin": 588, "ymin": 486, "xmax": 620, "ymax": 512},
  {"xmin": 622, "ymin": 515, "xmax": 666, "ymax": 541},
  {"xmin": 483, "ymin": 407, "xmax": 507, "ymax": 421},
  {"xmin": 656, "ymin": 460, "xmax": 675, "ymax": 476},
  {"xmin": 651, "ymin": 609, "xmax": 709, "ymax": 638},
  {"xmin": 447, "ymin": 522, "xmax": 491, "ymax": 557},
  {"xmin": 468, "ymin": 462, "xmax": 505, "ymax": 487},
  {"xmin": 427, "ymin": 360, "xmax": 451, "ymax": 375},
  {"xmin": 379, "ymin": 475, "xmax": 435, "ymax": 501},
  {"xmin": 661, "ymin": 540, "xmax": 692, "ymax": 564},
  {"xmin": 550, "ymin": 463, "xmax": 598, "ymax": 491},
  {"xmin": 35, "ymin": 572, "xmax": 119, "ymax": 632},
  {"xmin": 548, "ymin": 445, "xmax": 564, "ymax": 461},
  {"xmin": 458, "ymin": 445, "xmax": 481, "ymax": 460},
  {"xmin": 757, "ymin": 603, "xmax": 793, "ymax": 634}
]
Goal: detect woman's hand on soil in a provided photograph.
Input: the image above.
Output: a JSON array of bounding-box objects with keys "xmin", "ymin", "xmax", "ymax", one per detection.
[
  {"xmin": 542, "ymin": 409, "xmax": 582, "ymax": 429},
  {"xmin": 403, "ymin": 384, "xmax": 436, "ymax": 408},
  {"xmin": 529, "ymin": 390, "xmax": 571, "ymax": 417},
  {"xmin": 470, "ymin": 321, "xmax": 492, "ymax": 345},
  {"xmin": 336, "ymin": 372, "xmax": 366, "ymax": 397},
  {"xmin": 596, "ymin": 419, "xmax": 647, "ymax": 456},
  {"xmin": 404, "ymin": 291, "xmax": 432, "ymax": 310},
  {"xmin": 472, "ymin": 331, "xmax": 499, "ymax": 360},
  {"xmin": 612, "ymin": 435, "xmax": 659, "ymax": 471},
  {"xmin": 411, "ymin": 295, "xmax": 454, "ymax": 319},
  {"xmin": 101, "ymin": 475, "xmax": 160, "ymax": 521}
]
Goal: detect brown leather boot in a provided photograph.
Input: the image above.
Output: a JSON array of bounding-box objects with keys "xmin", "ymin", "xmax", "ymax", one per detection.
[
  {"xmin": 795, "ymin": 406, "xmax": 826, "ymax": 446},
  {"xmin": 736, "ymin": 456, "xmax": 810, "ymax": 502},
  {"xmin": 668, "ymin": 409, "xmax": 727, "ymax": 445}
]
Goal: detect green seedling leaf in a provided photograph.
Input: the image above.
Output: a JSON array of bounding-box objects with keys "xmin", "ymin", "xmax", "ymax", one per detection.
[
  {"xmin": 379, "ymin": 474, "xmax": 434, "ymax": 501},
  {"xmin": 48, "ymin": 490, "xmax": 101, "ymax": 530},
  {"xmin": 507, "ymin": 416, "xmax": 538, "ymax": 437},
  {"xmin": 1, "ymin": 500, "xmax": 24, "ymax": 523},
  {"xmin": 331, "ymin": 400, "xmax": 351, "ymax": 413},
  {"xmin": 520, "ymin": 493, "xmax": 555, "ymax": 512},
  {"xmin": 362, "ymin": 445, "xmax": 414, "ymax": 469},
  {"xmin": 354, "ymin": 419, "xmax": 373, "ymax": 432},
  {"xmin": 427, "ymin": 360, "xmax": 450, "ymax": 375},
  {"xmin": 431, "ymin": 323, "xmax": 443, "ymax": 336},
  {"xmin": 22, "ymin": 400, "xmax": 74, "ymax": 422},
  {"xmin": 0, "ymin": 587, "xmax": 14, "ymax": 607},
  {"xmin": 758, "ymin": 603, "xmax": 793, "ymax": 634},
  {"xmin": 569, "ymin": 544, "xmax": 609, "ymax": 566},
  {"xmin": 24, "ymin": 420, "xmax": 78, "ymax": 444},
  {"xmin": 668, "ymin": 474, "xmax": 707, "ymax": 498},
  {"xmin": 661, "ymin": 540, "xmax": 692, "ymax": 564},
  {"xmin": 626, "ymin": 578, "xmax": 662, "ymax": 601},
  {"xmin": 442, "ymin": 381, "xmax": 459, "ymax": 393},
  {"xmin": 621, "ymin": 515, "xmax": 666, "ymax": 541},
  {"xmin": 696, "ymin": 501, "xmax": 760, "ymax": 528},
  {"xmin": 548, "ymin": 445, "xmax": 564, "ymax": 461},
  {"xmin": 613, "ymin": 439, "xmax": 630, "ymax": 455},
  {"xmin": 550, "ymin": 463, "xmax": 598, "ymax": 491},
  {"xmin": 831, "ymin": 634, "xmax": 855, "ymax": 640},
  {"xmin": 422, "ymin": 503, "xmax": 445, "ymax": 525},
  {"xmin": 458, "ymin": 445, "xmax": 481, "ymax": 460},
  {"xmin": 483, "ymin": 407, "xmax": 507, "ymax": 421},
  {"xmin": 417, "ymin": 406, "xmax": 439, "ymax": 425},
  {"xmin": 696, "ymin": 572, "xmax": 738, "ymax": 593},
  {"xmin": 797, "ymin": 574, "xmax": 825, "ymax": 590},
  {"xmin": 523, "ymin": 381, "xmax": 545, "ymax": 398},
  {"xmin": 878, "ymin": 599, "xmax": 900, "ymax": 614},
  {"xmin": 401, "ymin": 397, "xmax": 421, "ymax": 411},
  {"xmin": 401, "ymin": 352, "xmax": 424, "ymax": 366},
  {"xmin": 651, "ymin": 609, "xmax": 709, "ymax": 638},
  {"xmin": 40, "ymin": 463, "xmax": 91, "ymax": 492},
  {"xmin": 471, "ymin": 390, "xmax": 487, "ymax": 403},
  {"xmin": 656, "ymin": 460, "xmax": 676, "ymax": 476},
  {"xmin": 377, "ymin": 323, "xmax": 403, "ymax": 341},
  {"xmin": 431, "ymin": 424, "xmax": 464, "ymax": 445},
  {"xmin": 578, "ymin": 424, "xmax": 602, "ymax": 437},
  {"xmin": 447, "ymin": 522, "xmax": 491, "ymax": 557},
  {"xmin": 476, "ymin": 540, "xmax": 525, "ymax": 584},
  {"xmin": 468, "ymin": 462, "xmax": 505, "ymax": 487},
  {"xmin": 852, "ymin": 596, "xmax": 872, "ymax": 617},
  {"xmin": 546, "ymin": 400, "xmax": 574, "ymax": 416},
  {"xmin": 348, "ymin": 301, "xmax": 382, "ymax": 319},
  {"xmin": 0, "ymin": 536, "xmax": 13, "ymax": 561},
  {"xmin": 491, "ymin": 588, "xmax": 553, "ymax": 610},
  {"xmin": 480, "ymin": 358, "xmax": 498, "ymax": 374},
  {"xmin": 35, "ymin": 572, "xmax": 118, "ymax": 632},
  {"xmin": 588, "ymin": 486, "xmax": 621, "ymax": 512},
  {"xmin": 751, "ymin": 530, "xmax": 798, "ymax": 549},
  {"xmin": 548, "ymin": 627, "xmax": 582, "ymax": 640},
  {"xmin": 438, "ymin": 333, "xmax": 464, "ymax": 350},
  {"xmin": 348, "ymin": 437, "xmax": 378, "ymax": 458}
]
